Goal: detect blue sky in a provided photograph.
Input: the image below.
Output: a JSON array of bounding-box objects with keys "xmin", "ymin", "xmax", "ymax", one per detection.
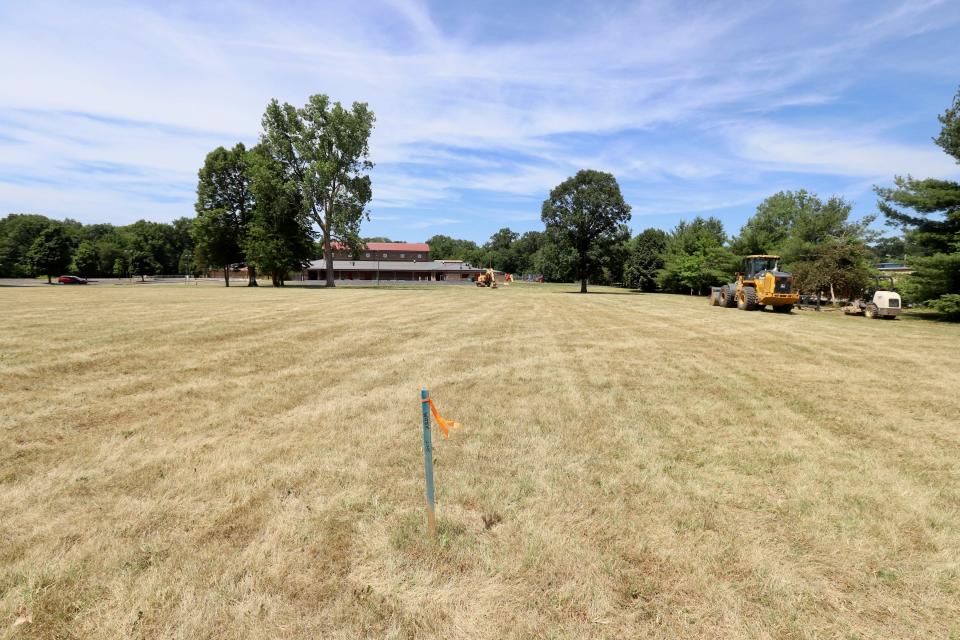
[{"xmin": 1, "ymin": 0, "xmax": 959, "ymax": 243}]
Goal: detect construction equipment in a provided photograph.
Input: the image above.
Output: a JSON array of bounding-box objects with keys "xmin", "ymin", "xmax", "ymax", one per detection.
[
  {"xmin": 712, "ymin": 255, "xmax": 799, "ymax": 313},
  {"xmin": 842, "ymin": 275, "xmax": 901, "ymax": 319},
  {"xmin": 475, "ymin": 268, "xmax": 497, "ymax": 288}
]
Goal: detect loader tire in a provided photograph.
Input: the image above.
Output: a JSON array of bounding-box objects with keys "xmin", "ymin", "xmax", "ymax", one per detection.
[
  {"xmin": 720, "ymin": 285, "xmax": 736, "ymax": 308},
  {"xmin": 738, "ymin": 287, "xmax": 757, "ymax": 310},
  {"xmin": 865, "ymin": 303, "xmax": 879, "ymax": 319}
]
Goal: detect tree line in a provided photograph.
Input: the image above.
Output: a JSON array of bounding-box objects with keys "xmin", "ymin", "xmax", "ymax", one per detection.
[
  {"xmin": 429, "ymin": 189, "xmax": 887, "ymax": 300},
  {"xmin": 428, "ymin": 87, "xmax": 960, "ymax": 316},
  {"xmin": 2, "ymin": 86, "xmax": 956, "ymax": 317},
  {"xmin": 0, "ymin": 94, "xmax": 376, "ymax": 287},
  {"xmin": 0, "ymin": 213, "xmax": 195, "ymax": 282}
]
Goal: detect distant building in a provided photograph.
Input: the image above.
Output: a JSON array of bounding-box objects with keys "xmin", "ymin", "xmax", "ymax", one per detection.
[
  {"xmin": 329, "ymin": 242, "xmax": 431, "ymax": 262},
  {"xmin": 875, "ymin": 262, "xmax": 912, "ymax": 274},
  {"xmin": 301, "ymin": 242, "xmax": 485, "ymax": 282}
]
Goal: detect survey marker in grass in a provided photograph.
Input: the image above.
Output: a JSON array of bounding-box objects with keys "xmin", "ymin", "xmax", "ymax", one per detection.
[{"xmin": 420, "ymin": 389, "xmax": 460, "ymax": 537}]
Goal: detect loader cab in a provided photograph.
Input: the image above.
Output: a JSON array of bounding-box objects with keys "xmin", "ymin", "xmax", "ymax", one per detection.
[
  {"xmin": 862, "ymin": 275, "xmax": 896, "ymax": 300},
  {"xmin": 741, "ymin": 255, "xmax": 781, "ymax": 278},
  {"xmin": 875, "ymin": 275, "xmax": 895, "ymax": 291}
]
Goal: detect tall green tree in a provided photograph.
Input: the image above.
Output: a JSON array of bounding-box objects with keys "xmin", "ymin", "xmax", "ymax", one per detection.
[
  {"xmin": 94, "ymin": 231, "xmax": 127, "ymax": 277},
  {"xmin": 512, "ymin": 231, "xmax": 546, "ymax": 275},
  {"xmin": 624, "ymin": 228, "xmax": 668, "ymax": 291},
  {"xmin": 260, "ymin": 94, "xmax": 375, "ymax": 287},
  {"xmin": 734, "ymin": 190, "xmax": 875, "ymax": 300},
  {"xmin": 112, "ymin": 256, "xmax": 128, "ymax": 278},
  {"xmin": 194, "ymin": 144, "xmax": 254, "ymax": 286},
  {"xmin": 541, "ymin": 169, "xmax": 632, "ymax": 293},
  {"xmin": 658, "ymin": 217, "xmax": 736, "ymax": 295},
  {"xmin": 244, "ymin": 144, "xmax": 315, "ymax": 286},
  {"xmin": 790, "ymin": 242, "xmax": 874, "ymax": 301},
  {"xmin": 71, "ymin": 241, "xmax": 99, "ymax": 278},
  {"xmin": 0, "ymin": 214, "xmax": 55, "ymax": 277},
  {"xmin": 424, "ymin": 234, "xmax": 483, "ymax": 265},
  {"xmin": 870, "ymin": 236, "xmax": 907, "ymax": 262},
  {"xmin": 532, "ymin": 228, "xmax": 578, "ymax": 282},
  {"xmin": 121, "ymin": 220, "xmax": 186, "ymax": 275},
  {"xmin": 26, "ymin": 224, "xmax": 73, "ymax": 283},
  {"xmin": 483, "ymin": 227, "xmax": 521, "ymax": 272},
  {"xmin": 128, "ymin": 250, "xmax": 160, "ymax": 282},
  {"xmin": 733, "ymin": 190, "xmax": 870, "ymax": 263},
  {"xmin": 191, "ymin": 208, "xmax": 241, "ymax": 286},
  {"xmin": 875, "ymin": 87, "xmax": 960, "ymax": 317}
]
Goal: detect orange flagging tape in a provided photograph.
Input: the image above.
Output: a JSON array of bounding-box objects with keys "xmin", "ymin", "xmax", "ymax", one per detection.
[{"xmin": 422, "ymin": 398, "xmax": 460, "ymax": 438}]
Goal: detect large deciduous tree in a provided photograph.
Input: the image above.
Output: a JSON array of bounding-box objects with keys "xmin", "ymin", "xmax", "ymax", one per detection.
[
  {"xmin": 191, "ymin": 208, "xmax": 240, "ymax": 286},
  {"xmin": 483, "ymin": 227, "xmax": 520, "ymax": 272},
  {"xmin": 624, "ymin": 228, "xmax": 668, "ymax": 291},
  {"xmin": 875, "ymin": 87, "xmax": 960, "ymax": 318},
  {"xmin": 541, "ymin": 169, "xmax": 632, "ymax": 293},
  {"xmin": 71, "ymin": 241, "xmax": 99, "ymax": 278},
  {"xmin": 194, "ymin": 144, "xmax": 253, "ymax": 286},
  {"xmin": 260, "ymin": 95, "xmax": 375, "ymax": 287},
  {"xmin": 425, "ymin": 234, "xmax": 483, "ymax": 265},
  {"xmin": 244, "ymin": 144, "xmax": 315, "ymax": 286},
  {"xmin": 128, "ymin": 250, "xmax": 160, "ymax": 282},
  {"xmin": 0, "ymin": 214, "xmax": 56, "ymax": 277},
  {"xmin": 733, "ymin": 190, "xmax": 875, "ymax": 301},
  {"xmin": 26, "ymin": 224, "xmax": 72, "ymax": 283}
]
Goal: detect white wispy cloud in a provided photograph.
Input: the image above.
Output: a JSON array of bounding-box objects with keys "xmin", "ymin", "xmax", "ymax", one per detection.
[{"xmin": 729, "ymin": 122, "xmax": 958, "ymax": 179}]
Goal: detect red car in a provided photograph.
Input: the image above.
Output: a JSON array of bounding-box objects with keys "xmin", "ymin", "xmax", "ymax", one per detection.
[{"xmin": 58, "ymin": 275, "xmax": 88, "ymax": 284}]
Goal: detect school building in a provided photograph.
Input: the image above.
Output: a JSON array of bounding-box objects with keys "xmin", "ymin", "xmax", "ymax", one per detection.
[{"xmin": 300, "ymin": 242, "xmax": 486, "ymax": 282}]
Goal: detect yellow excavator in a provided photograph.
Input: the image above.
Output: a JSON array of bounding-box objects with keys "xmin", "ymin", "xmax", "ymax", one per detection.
[
  {"xmin": 711, "ymin": 255, "xmax": 799, "ymax": 313},
  {"xmin": 475, "ymin": 268, "xmax": 498, "ymax": 288}
]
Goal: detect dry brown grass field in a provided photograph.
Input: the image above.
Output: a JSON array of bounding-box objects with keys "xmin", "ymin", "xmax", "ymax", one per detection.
[{"xmin": 1, "ymin": 283, "xmax": 959, "ymax": 639}]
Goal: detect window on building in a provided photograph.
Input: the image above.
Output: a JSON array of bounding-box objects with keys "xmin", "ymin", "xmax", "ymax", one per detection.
[
  {"xmin": 400, "ymin": 253, "xmax": 405, "ymax": 258},
  {"xmin": 383, "ymin": 253, "xmax": 388, "ymax": 258},
  {"xmin": 417, "ymin": 254, "xmax": 422, "ymax": 259},
  {"xmin": 365, "ymin": 252, "xmax": 370, "ymax": 258}
]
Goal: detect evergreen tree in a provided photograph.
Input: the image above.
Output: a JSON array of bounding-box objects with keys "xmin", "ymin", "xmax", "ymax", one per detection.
[{"xmin": 875, "ymin": 87, "xmax": 960, "ymax": 318}]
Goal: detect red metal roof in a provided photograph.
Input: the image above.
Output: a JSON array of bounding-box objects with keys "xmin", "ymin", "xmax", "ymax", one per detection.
[
  {"xmin": 332, "ymin": 242, "xmax": 429, "ymax": 252},
  {"xmin": 367, "ymin": 242, "xmax": 429, "ymax": 252}
]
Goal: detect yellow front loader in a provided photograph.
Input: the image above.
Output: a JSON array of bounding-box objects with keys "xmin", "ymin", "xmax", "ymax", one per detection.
[{"xmin": 712, "ymin": 255, "xmax": 799, "ymax": 313}]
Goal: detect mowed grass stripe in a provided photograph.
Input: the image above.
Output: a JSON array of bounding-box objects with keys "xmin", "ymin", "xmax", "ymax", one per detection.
[{"xmin": 0, "ymin": 284, "xmax": 958, "ymax": 639}]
